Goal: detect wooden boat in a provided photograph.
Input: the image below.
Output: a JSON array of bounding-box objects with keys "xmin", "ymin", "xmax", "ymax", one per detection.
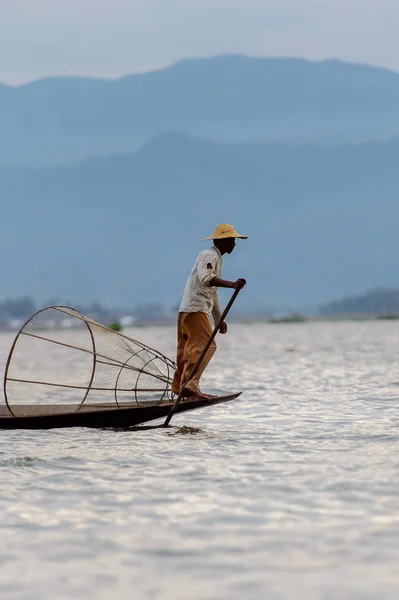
[
  {"xmin": 1, "ymin": 306, "xmax": 240, "ymax": 430},
  {"xmin": 0, "ymin": 394, "xmax": 241, "ymax": 430}
]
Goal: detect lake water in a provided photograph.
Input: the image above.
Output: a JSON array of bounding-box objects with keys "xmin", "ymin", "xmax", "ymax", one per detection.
[{"xmin": 1, "ymin": 322, "xmax": 398, "ymax": 600}]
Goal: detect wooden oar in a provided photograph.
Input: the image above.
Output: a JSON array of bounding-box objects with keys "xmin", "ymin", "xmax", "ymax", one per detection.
[{"xmin": 163, "ymin": 288, "xmax": 241, "ymax": 427}]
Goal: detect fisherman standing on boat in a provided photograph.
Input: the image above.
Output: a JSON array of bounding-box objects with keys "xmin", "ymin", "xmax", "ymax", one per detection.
[{"xmin": 172, "ymin": 224, "xmax": 247, "ymax": 399}]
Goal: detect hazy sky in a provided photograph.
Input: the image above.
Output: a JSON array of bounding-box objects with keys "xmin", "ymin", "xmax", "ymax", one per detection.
[{"xmin": 1, "ymin": 0, "xmax": 399, "ymax": 84}]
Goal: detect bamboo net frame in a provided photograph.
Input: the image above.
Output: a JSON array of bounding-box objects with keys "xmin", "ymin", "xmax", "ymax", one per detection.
[{"xmin": 3, "ymin": 306, "xmax": 176, "ymax": 417}]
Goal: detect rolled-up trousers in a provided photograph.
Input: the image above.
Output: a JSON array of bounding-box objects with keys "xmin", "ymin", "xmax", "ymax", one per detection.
[{"xmin": 172, "ymin": 312, "xmax": 216, "ymax": 394}]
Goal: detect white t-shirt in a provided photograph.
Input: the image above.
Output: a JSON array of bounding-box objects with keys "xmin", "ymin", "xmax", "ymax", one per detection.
[{"xmin": 179, "ymin": 246, "xmax": 222, "ymax": 322}]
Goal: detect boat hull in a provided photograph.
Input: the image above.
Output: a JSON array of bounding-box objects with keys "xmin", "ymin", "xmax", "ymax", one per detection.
[{"xmin": 0, "ymin": 393, "xmax": 241, "ymax": 430}]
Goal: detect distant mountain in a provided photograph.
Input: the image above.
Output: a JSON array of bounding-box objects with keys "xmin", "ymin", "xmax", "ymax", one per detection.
[
  {"xmin": 2, "ymin": 132, "xmax": 399, "ymax": 310},
  {"xmin": 320, "ymin": 289, "xmax": 399, "ymax": 317},
  {"xmin": 2, "ymin": 55, "xmax": 399, "ymax": 165}
]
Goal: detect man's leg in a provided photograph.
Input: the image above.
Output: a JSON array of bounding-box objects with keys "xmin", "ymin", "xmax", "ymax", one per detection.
[
  {"xmin": 172, "ymin": 313, "xmax": 186, "ymax": 395},
  {"xmin": 180, "ymin": 312, "xmax": 216, "ymax": 397}
]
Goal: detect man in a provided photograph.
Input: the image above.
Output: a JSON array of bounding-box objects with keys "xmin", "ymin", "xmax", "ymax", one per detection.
[{"xmin": 172, "ymin": 223, "xmax": 247, "ymax": 399}]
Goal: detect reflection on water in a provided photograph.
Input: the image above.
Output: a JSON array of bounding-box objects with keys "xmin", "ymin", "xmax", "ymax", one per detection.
[
  {"xmin": 1, "ymin": 322, "xmax": 399, "ymax": 599},
  {"xmin": 167, "ymin": 426, "xmax": 203, "ymax": 435}
]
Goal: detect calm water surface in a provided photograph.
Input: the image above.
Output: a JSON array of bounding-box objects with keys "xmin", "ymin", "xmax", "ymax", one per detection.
[{"xmin": 1, "ymin": 322, "xmax": 398, "ymax": 599}]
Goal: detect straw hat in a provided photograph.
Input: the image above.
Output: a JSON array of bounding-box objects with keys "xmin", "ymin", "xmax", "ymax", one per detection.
[{"xmin": 204, "ymin": 223, "xmax": 248, "ymax": 240}]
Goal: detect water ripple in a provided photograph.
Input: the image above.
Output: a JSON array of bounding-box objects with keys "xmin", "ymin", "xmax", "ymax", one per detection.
[{"xmin": 1, "ymin": 322, "xmax": 399, "ymax": 599}]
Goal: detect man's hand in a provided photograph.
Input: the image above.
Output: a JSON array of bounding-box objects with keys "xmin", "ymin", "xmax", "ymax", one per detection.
[
  {"xmin": 233, "ymin": 278, "xmax": 247, "ymax": 289},
  {"xmin": 219, "ymin": 321, "xmax": 228, "ymax": 334}
]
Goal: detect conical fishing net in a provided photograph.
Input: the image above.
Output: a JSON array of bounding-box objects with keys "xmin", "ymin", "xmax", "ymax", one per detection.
[{"xmin": 3, "ymin": 306, "xmax": 176, "ymax": 416}]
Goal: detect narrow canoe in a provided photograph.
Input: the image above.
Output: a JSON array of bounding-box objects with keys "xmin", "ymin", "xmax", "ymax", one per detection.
[{"xmin": 0, "ymin": 393, "xmax": 241, "ymax": 430}]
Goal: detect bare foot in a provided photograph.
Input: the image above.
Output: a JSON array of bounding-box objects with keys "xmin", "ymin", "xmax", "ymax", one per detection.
[
  {"xmin": 183, "ymin": 386, "xmax": 214, "ymax": 400},
  {"xmin": 199, "ymin": 392, "xmax": 214, "ymax": 400}
]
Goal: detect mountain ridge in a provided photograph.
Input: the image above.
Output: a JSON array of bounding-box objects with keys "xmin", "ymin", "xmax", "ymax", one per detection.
[
  {"xmin": 3, "ymin": 55, "xmax": 399, "ymax": 90},
  {"xmin": 2, "ymin": 132, "xmax": 399, "ymax": 309},
  {"xmin": 3, "ymin": 55, "xmax": 399, "ymax": 165}
]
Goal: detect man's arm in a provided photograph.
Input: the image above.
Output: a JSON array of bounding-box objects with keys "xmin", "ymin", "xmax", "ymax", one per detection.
[
  {"xmin": 212, "ymin": 290, "xmax": 222, "ymax": 324},
  {"xmin": 209, "ymin": 277, "xmax": 246, "ymax": 289},
  {"xmin": 212, "ymin": 290, "xmax": 229, "ymax": 334},
  {"xmin": 210, "ymin": 277, "xmax": 246, "ymax": 335},
  {"xmin": 197, "ymin": 252, "xmax": 246, "ymax": 290}
]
